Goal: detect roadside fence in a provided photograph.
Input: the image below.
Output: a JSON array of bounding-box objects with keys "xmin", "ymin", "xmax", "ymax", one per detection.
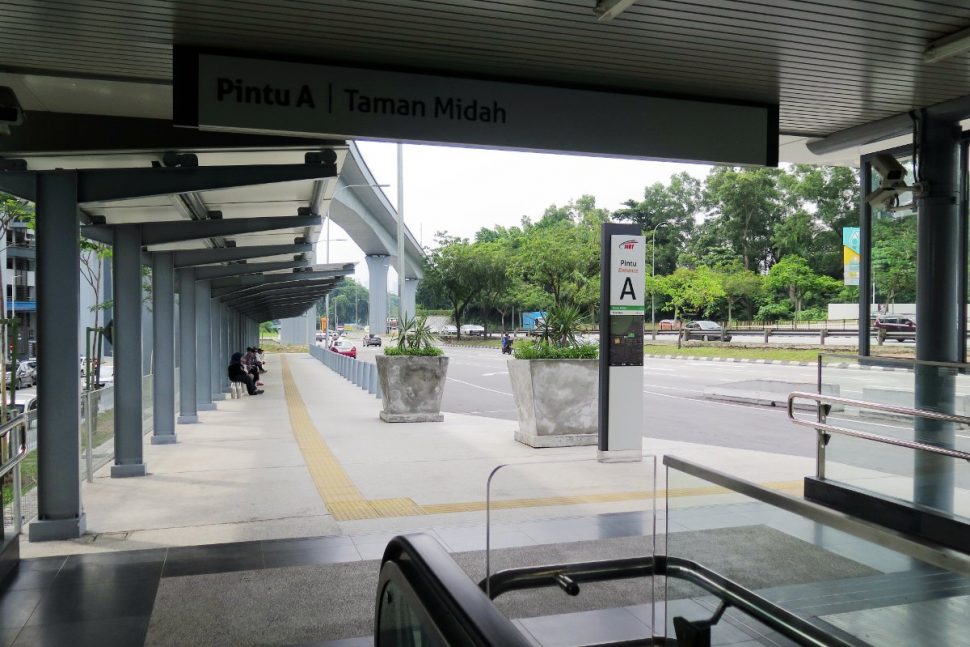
[{"xmin": 309, "ymin": 344, "xmax": 382, "ymax": 400}]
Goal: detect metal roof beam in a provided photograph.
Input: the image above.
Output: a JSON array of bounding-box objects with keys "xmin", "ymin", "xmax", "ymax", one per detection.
[
  {"xmin": 218, "ymin": 278, "xmax": 338, "ymax": 301},
  {"xmin": 83, "ymin": 215, "xmax": 321, "ymax": 246},
  {"xmin": 193, "ymin": 259, "xmax": 310, "ymax": 280},
  {"xmin": 212, "ymin": 270, "xmax": 346, "ymax": 294},
  {"xmin": 173, "ymin": 243, "xmax": 311, "ymax": 268},
  {"xmin": 0, "ymin": 157, "xmax": 338, "ymax": 204}
]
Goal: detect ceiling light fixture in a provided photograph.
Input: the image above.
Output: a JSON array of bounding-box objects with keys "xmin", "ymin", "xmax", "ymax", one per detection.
[
  {"xmin": 924, "ymin": 25, "xmax": 970, "ymax": 63},
  {"xmin": 594, "ymin": 0, "xmax": 639, "ymax": 22}
]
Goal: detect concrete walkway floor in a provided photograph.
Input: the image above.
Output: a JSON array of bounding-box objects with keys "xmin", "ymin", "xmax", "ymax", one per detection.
[{"xmin": 23, "ymin": 351, "xmax": 834, "ymax": 557}]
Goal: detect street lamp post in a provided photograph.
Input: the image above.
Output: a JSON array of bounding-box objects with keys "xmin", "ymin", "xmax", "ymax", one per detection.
[
  {"xmin": 651, "ymin": 221, "xmax": 670, "ymax": 341},
  {"xmin": 323, "ymin": 183, "xmax": 389, "ymax": 335}
]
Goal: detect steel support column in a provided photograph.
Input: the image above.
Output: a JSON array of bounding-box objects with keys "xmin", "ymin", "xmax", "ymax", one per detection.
[
  {"xmin": 111, "ymin": 225, "xmax": 147, "ymax": 477},
  {"xmin": 30, "ymin": 171, "xmax": 85, "ymax": 540},
  {"xmin": 858, "ymin": 161, "xmax": 872, "ymax": 357},
  {"xmin": 196, "ymin": 279, "xmax": 215, "ymax": 411},
  {"xmin": 914, "ymin": 114, "xmax": 962, "ymax": 511},
  {"xmin": 151, "ymin": 252, "xmax": 177, "ymax": 444},
  {"xmin": 366, "ymin": 255, "xmax": 389, "ymax": 334},
  {"xmin": 178, "ymin": 268, "xmax": 198, "ymax": 423}
]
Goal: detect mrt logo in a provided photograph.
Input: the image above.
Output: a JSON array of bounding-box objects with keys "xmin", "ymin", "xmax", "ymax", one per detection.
[{"xmin": 618, "ymin": 239, "xmax": 636, "ymax": 250}]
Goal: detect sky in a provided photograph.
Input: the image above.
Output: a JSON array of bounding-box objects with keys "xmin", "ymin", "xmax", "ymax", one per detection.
[{"xmin": 320, "ymin": 141, "xmax": 711, "ymax": 290}]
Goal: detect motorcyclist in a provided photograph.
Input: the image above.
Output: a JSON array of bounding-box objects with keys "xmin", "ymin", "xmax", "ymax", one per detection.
[{"xmin": 501, "ymin": 332, "xmax": 512, "ymax": 355}]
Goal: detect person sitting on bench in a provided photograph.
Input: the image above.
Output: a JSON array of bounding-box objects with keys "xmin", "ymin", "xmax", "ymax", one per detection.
[{"xmin": 229, "ymin": 352, "xmax": 263, "ymax": 395}]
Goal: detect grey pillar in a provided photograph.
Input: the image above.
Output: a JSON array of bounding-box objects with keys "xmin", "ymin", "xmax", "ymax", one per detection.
[
  {"xmin": 178, "ymin": 268, "xmax": 198, "ymax": 423},
  {"xmin": 914, "ymin": 115, "xmax": 961, "ymax": 511},
  {"xmin": 196, "ymin": 280, "xmax": 216, "ymax": 411},
  {"xmin": 212, "ymin": 300, "xmax": 223, "ymax": 398},
  {"xmin": 220, "ymin": 304, "xmax": 230, "ymax": 394},
  {"xmin": 30, "ymin": 171, "xmax": 86, "ymax": 540},
  {"xmin": 403, "ymin": 278, "xmax": 419, "ymax": 322},
  {"xmin": 151, "ymin": 252, "xmax": 177, "ymax": 444},
  {"xmin": 111, "ymin": 225, "xmax": 147, "ymax": 477},
  {"xmin": 366, "ymin": 255, "xmax": 390, "ymax": 334}
]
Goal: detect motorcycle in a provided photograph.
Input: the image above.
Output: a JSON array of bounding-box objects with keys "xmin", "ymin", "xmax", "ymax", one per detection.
[{"xmin": 501, "ymin": 337, "xmax": 513, "ymax": 355}]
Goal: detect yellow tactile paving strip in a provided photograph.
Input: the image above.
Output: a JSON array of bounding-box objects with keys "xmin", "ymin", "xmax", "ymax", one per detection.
[{"xmin": 282, "ymin": 356, "xmax": 803, "ymax": 521}]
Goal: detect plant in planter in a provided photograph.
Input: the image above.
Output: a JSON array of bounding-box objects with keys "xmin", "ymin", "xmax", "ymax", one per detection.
[
  {"xmin": 375, "ymin": 315, "xmax": 449, "ymax": 423},
  {"xmin": 507, "ymin": 305, "xmax": 600, "ymax": 447}
]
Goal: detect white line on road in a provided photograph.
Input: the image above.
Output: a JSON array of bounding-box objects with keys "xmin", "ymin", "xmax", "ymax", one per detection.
[
  {"xmin": 447, "ymin": 377, "xmax": 513, "ymax": 396},
  {"xmin": 482, "ymin": 371, "xmax": 509, "ymax": 377}
]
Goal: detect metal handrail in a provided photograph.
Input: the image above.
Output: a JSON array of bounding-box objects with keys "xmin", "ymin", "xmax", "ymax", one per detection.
[
  {"xmin": 788, "ymin": 391, "xmax": 970, "ymax": 462},
  {"xmin": 0, "ymin": 413, "xmax": 27, "ymax": 479}
]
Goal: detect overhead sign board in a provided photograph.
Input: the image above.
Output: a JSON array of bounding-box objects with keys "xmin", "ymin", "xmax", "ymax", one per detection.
[{"xmin": 174, "ymin": 48, "xmax": 778, "ymax": 166}]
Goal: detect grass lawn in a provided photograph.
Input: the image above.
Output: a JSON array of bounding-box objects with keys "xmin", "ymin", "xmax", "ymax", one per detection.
[
  {"xmin": 439, "ymin": 337, "xmax": 503, "ymax": 348},
  {"xmin": 258, "ymin": 340, "xmax": 310, "ymax": 353},
  {"xmin": 643, "ymin": 343, "xmax": 822, "ymax": 362}
]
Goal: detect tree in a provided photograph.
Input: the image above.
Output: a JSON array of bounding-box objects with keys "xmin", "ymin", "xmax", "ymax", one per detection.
[
  {"xmin": 718, "ymin": 263, "xmax": 763, "ymax": 323},
  {"xmin": 702, "ymin": 167, "xmax": 785, "ymax": 271},
  {"xmin": 472, "ymin": 243, "xmax": 512, "ymax": 337},
  {"xmin": 872, "ymin": 215, "xmax": 917, "ymax": 304},
  {"xmin": 657, "ymin": 267, "xmax": 725, "ymax": 320},
  {"xmin": 422, "ymin": 235, "xmax": 497, "ymax": 340},
  {"xmin": 515, "ymin": 223, "xmax": 597, "ymax": 308},
  {"xmin": 79, "ymin": 240, "xmax": 112, "ymax": 382},
  {"xmin": 763, "ymin": 255, "xmax": 839, "ymax": 319},
  {"xmin": 787, "ymin": 165, "xmax": 860, "ymax": 277},
  {"xmin": 614, "ymin": 172, "xmax": 699, "ymax": 275}
]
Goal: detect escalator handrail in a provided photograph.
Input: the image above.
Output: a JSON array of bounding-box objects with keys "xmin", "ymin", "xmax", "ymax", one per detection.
[
  {"xmin": 376, "ymin": 533, "xmax": 532, "ymax": 647},
  {"xmin": 664, "ymin": 454, "xmax": 970, "ymax": 579}
]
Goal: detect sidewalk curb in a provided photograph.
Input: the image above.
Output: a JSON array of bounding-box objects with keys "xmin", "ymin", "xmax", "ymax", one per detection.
[{"xmin": 643, "ymin": 353, "xmax": 910, "ymax": 372}]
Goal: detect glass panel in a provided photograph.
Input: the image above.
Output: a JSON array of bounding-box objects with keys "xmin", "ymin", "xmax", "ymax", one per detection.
[
  {"xmin": 816, "ymin": 354, "xmax": 970, "ymax": 519},
  {"xmin": 81, "ymin": 385, "xmax": 115, "ymax": 478},
  {"xmin": 869, "ymin": 154, "xmax": 917, "ymax": 347},
  {"xmin": 375, "ymin": 579, "xmax": 447, "ymax": 647},
  {"xmin": 664, "ymin": 461, "xmax": 970, "ymax": 646},
  {"xmin": 485, "ymin": 458, "xmax": 656, "ymax": 641}
]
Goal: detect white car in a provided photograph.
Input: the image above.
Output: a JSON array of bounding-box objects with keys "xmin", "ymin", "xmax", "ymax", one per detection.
[{"xmin": 459, "ymin": 324, "xmax": 485, "ymax": 336}]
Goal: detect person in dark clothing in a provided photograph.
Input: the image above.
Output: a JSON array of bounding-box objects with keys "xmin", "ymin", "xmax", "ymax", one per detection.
[{"xmin": 229, "ymin": 352, "xmax": 263, "ymax": 395}]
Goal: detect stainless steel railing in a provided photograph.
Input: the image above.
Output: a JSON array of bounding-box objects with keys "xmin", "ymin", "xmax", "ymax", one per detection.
[
  {"xmin": 0, "ymin": 413, "xmax": 29, "ymax": 535},
  {"xmin": 787, "ymin": 391, "xmax": 970, "ymax": 481}
]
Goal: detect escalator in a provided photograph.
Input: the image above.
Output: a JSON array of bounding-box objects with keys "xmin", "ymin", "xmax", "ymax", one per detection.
[
  {"xmin": 374, "ymin": 533, "xmax": 858, "ymax": 647},
  {"xmin": 376, "ymin": 453, "xmax": 970, "ymax": 646}
]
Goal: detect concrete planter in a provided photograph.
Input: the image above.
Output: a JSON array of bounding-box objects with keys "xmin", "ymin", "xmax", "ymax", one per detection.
[
  {"xmin": 508, "ymin": 358, "xmax": 598, "ymax": 447},
  {"xmin": 375, "ymin": 355, "xmax": 449, "ymax": 423}
]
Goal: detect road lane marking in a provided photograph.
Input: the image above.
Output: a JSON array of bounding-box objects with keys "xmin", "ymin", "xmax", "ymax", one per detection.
[
  {"xmin": 447, "ymin": 377, "xmax": 513, "ymax": 396},
  {"xmin": 482, "ymin": 371, "xmax": 509, "ymax": 377}
]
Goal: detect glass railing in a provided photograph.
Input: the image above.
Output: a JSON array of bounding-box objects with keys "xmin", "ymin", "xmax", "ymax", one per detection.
[
  {"xmin": 663, "ymin": 455, "xmax": 970, "ymax": 647},
  {"xmin": 811, "ymin": 354, "xmax": 970, "ymax": 521}
]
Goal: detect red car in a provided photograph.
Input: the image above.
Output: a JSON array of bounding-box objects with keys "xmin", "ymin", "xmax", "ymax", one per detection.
[{"xmin": 329, "ymin": 339, "xmax": 357, "ymax": 358}]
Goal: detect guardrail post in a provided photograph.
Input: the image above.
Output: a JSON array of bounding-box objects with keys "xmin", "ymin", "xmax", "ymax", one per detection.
[
  {"xmin": 820, "ymin": 329, "xmax": 826, "ymax": 346},
  {"xmin": 763, "ymin": 328, "xmax": 770, "ymax": 344},
  {"xmin": 368, "ymin": 363, "xmax": 378, "ymax": 395},
  {"xmin": 877, "ymin": 328, "xmax": 886, "ymax": 346}
]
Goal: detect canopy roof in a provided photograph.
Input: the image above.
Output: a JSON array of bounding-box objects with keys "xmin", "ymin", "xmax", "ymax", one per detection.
[{"xmin": 2, "ymin": 1, "xmax": 970, "ymax": 163}]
